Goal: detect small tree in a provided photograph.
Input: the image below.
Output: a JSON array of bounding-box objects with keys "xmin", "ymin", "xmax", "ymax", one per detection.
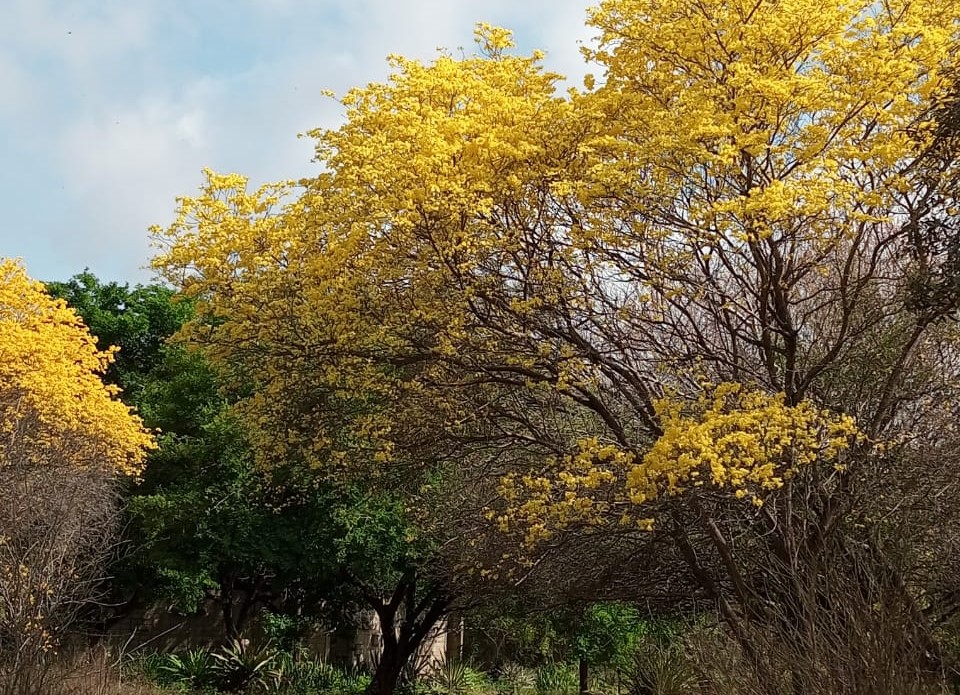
[{"xmin": 0, "ymin": 260, "xmax": 153, "ymax": 691}]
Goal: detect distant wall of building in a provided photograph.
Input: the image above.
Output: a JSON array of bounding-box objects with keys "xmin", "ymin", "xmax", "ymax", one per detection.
[{"xmin": 102, "ymin": 600, "xmax": 459, "ymax": 670}]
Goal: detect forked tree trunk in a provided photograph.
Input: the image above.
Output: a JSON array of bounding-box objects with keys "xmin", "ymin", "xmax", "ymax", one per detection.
[{"xmin": 356, "ymin": 571, "xmax": 451, "ymax": 695}]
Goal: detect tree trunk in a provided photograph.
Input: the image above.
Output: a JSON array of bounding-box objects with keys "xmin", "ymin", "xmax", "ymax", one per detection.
[
  {"xmin": 369, "ymin": 635, "xmax": 409, "ymax": 695},
  {"xmin": 579, "ymin": 658, "xmax": 589, "ymax": 695},
  {"xmin": 220, "ymin": 581, "xmax": 239, "ymax": 640},
  {"xmin": 368, "ymin": 601, "xmax": 404, "ymax": 695},
  {"xmin": 358, "ymin": 572, "xmax": 451, "ymax": 695}
]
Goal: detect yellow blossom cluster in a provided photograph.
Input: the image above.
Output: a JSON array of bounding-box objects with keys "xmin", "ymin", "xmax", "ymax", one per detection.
[
  {"xmin": 632, "ymin": 384, "xmax": 861, "ymax": 506},
  {"xmin": 494, "ymin": 384, "xmax": 861, "ymax": 545},
  {"xmin": 0, "ymin": 259, "xmax": 154, "ymax": 475},
  {"xmin": 152, "ymin": 26, "xmax": 585, "ymax": 472},
  {"xmin": 494, "ymin": 437, "xmax": 636, "ymax": 546},
  {"xmin": 583, "ymin": 0, "xmax": 960, "ymax": 245}
]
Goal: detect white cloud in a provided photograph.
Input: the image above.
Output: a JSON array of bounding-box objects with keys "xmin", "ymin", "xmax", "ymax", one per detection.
[
  {"xmin": 56, "ymin": 86, "xmax": 215, "ymax": 277},
  {"xmin": 3, "ymin": 0, "xmax": 160, "ymax": 99},
  {"xmin": 1, "ymin": 0, "xmax": 597, "ymax": 282},
  {"xmin": 0, "ymin": 56, "xmax": 38, "ymax": 119}
]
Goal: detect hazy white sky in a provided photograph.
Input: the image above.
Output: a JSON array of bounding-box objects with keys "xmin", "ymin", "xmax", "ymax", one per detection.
[{"xmin": 0, "ymin": 0, "xmax": 595, "ymax": 283}]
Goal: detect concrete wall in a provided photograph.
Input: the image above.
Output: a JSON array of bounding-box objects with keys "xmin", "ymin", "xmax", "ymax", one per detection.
[{"xmin": 104, "ymin": 599, "xmax": 460, "ymax": 669}]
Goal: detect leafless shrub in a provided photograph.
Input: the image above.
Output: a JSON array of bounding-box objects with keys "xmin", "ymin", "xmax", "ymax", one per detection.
[
  {"xmin": 0, "ymin": 463, "xmax": 121, "ymax": 695},
  {"xmin": 680, "ymin": 560, "xmax": 957, "ymax": 695},
  {"xmin": 1, "ymin": 645, "xmax": 168, "ymax": 695}
]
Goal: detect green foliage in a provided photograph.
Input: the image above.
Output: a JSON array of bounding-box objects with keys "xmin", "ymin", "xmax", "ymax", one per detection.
[
  {"xmin": 329, "ymin": 488, "xmax": 432, "ymax": 605},
  {"xmin": 261, "ymin": 612, "xmax": 315, "ymax": 653},
  {"xmin": 122, "ymin": 390, "xmax": 293, "ymax": 615},
  {"xmin": 533, "ymin": 664, "xmax": 577, "ymax": 695},
  {"xmin": 427, "ymin": 657, "xmax": 469, "ymax": 695},
  {"xmin": 122, "ymin": 394, "xmax": 340, "ymax": 617},
  {"xmin": 495, "ymin": 663, "xmax": 535, "ymax": 695},
  {"xmin": 272, "ymin": 658, "xmax": 370, "ymax": 695},
  {"xmin": 129, "ymin": 651, "xmax": 166, "ymax": 682},
  {"xmin": 477, "ymin": 602, "xmax": 646, "ymax": 672},
  {"xmin": 134, "ymin": 644, "xmax": 378, "ymax": 695},
  {"xmin": 44, "ymin": 271, "xmax": 191, "ymax": 397},
  {"xmin": 480, "ymin": 610, "xmax": 566, "ymax": 667},
  {"xmin": 410, "ymin": 660, "xmax": 497, "ymax": 695},
  {"xmin": 156, "ymin": 648, "xmax": 216, "ymax": 689},
  {"xmin": 49, "ymin": 272, "xmax": 350, "ymax": 625},
  {"xmin": 210, "ymin": 639, "xmax": 277, "ymax": 692},
  {"xmin": 263, "ymin": 650, "xmax": 332, "ymax": 694},
  {"xmin": 572, "ymin": 603, "xmax": 645, "ymax": 672},
  {"xmin": 462, "ymin": 667, "xmax": 494, "ymax": 694}
]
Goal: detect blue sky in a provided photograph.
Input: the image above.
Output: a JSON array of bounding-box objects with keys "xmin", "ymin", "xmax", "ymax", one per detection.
[{"xmin": 0, "ymin": 0, "xmax": 594, "ymax": 283}]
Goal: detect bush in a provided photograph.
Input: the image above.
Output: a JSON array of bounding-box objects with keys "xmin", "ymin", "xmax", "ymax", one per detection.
[
  {"xmin": 260, "ymin": 614, "xmax": 315, "ymax": 654},
  {"xmin": 495, "ymin": 664, "xmax": 535, "ymax": 695},
  {"xmin": 423, "ymin": 658, "xmax": 494, "ymax": 695},
  {"xmin": 463, "ymin": 667, "xmax": 494, "ymax": 694},
  {"xmin": 626, "ymin": 643, "xmax": 699, "ymax": 695},
  {"xmin": 210, "ymin": 640, "xmax": 276, "ymax": 692},
  {"xmin": 534, "ymin": 664, "xmax": 577, "ymax": 695},
  {"xmin": 157, "ymin": 648, "xmax": 216, "ymax": 689},
  {"xmin": 0, "ymin": 466, "xmax": 121, "ymax": 694}
]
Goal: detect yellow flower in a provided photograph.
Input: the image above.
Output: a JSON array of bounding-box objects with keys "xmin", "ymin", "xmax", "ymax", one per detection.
[{"xmin": 0, "ymin": 260, "xmax": 154, "ymax": 476}]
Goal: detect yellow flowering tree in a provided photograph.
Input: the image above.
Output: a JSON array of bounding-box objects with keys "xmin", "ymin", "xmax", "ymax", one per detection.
[
  {"xmin": 0, "ymin": 259, "xmax": 153, "ymax": 679},
  {"xmin": 154, "ymin": 4, "xmax": 960, "ymax": 690},
  {"xmin": 0, "ymin": 259, "xmax": 152, "ymax": 475}
]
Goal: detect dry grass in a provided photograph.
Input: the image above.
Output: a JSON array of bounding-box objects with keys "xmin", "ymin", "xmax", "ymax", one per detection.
[
  {"xmin": 680, "ymin": 620, "xmax": 958, "ymax": 695},
  {"xmin": 0, "ymin": 647, "xmax": 168, "ymax": 695}
]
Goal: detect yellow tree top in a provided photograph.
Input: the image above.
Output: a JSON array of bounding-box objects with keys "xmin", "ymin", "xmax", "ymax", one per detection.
[
  {"xmin": 153, "ymin": 6, "xmax": 960, "ymax": 526},
  {"xmin": 0, "ymin": 259, "xmax": 154, "ymax": 475}
]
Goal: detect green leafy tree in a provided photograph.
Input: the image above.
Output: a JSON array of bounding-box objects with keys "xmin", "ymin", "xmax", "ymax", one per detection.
[
  {"xmin": 571, "ymin": 604, "xmax": 644, "ymax": 693},
  {"xmin": 45, "ymin": 271, "xmax": 191, "ymax": 398},
  {"xmin": 125, "ymin": 346, "xmax": 342, "ymax": 636},
  {"xmin": 50, "ymin": 272, "xmax": 449, "ymax": 666},
  {"xmin": 476, "ymin": 602, "xmax": 644, "ymax": 692},
  {"xmin": 48, "ymin": 273, "xmax": 339, "ymax": 635}
]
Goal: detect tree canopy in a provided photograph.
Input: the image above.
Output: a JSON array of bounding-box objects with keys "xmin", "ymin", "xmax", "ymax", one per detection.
[
  {"xmin": 0, "ymin": 259, "xmax": 153, "ymax": 475},
  {"xmin": 47, "ymin": 271, "xmax": 449, "ymax": 691},
  {"xmin": 152, "ymin": 2, "xmax": 960, "ymax": 691}
]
